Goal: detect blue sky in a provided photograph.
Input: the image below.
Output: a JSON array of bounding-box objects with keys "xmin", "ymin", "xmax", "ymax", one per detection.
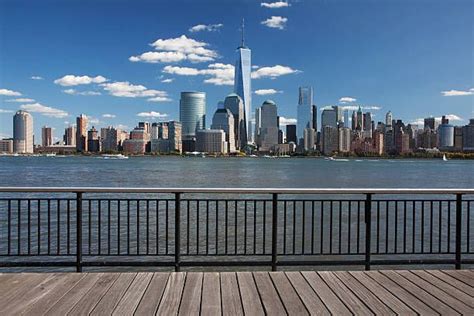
[{"xmin": 0, "ymin": 0, "xmax": 473, "ymax": 141}]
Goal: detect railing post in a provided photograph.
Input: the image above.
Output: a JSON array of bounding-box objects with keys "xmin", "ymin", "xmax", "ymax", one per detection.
[
  {"xmin": 175, "ymin": 192, "xmax": 181, "ymax": 272},
  {"xmin": 76, "ymin": 192, "xmax": 82, "ymax": 272},
  {"xmin": 365, "ymin": 193, "xmax": 372, "ymax": 271},
  {"xmin": 272, "ymin": 193, "xmax": 278, "ymax": 271},
  {"xmin": 455, "ymin": 193, "xmax": 462, "ymax": 270}
]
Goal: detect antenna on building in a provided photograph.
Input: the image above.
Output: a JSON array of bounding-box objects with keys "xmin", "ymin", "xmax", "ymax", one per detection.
[{"xmin": 241, "ymin": 18, "xmax": 245, "ymax": 47}]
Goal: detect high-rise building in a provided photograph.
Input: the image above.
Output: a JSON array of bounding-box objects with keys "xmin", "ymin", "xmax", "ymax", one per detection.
[
  {"xmin": 338, "ymin": 127, "xmax": 351, "ymax": 152},
  {"xmin": 211, "ymin": 107, "xmax": 236, "ymax": 153},
  {"xmin": 87, "ymin": 126, "xmax": 100, "ymax": 152},
  {"xmin": 286, "ymin": 124, "xmax": 297, "ymax": 143},
  {"xmin": 373, "ymin": 130, "xmax": 385, "ymax": 155},
  {"xmin": 13, "ymin": 110, "xmax": 34, "ymax": 153},
  {"xmin": 351, "ymin": 111, "xmax": 357, "ymax": 130},
  {"xmin": 150, "ymin": 121, "xmax": 182, "ymax": 154},
  {"xmin": 322, "ymin": 126, "xmax": 338, "ymax": 155},
  {"xmin": 343, "ymin": 110, "xmax": 350, "ymax": 129},
  {"xmin": 454, "ymin": 127, "xmax": 463, "ymax": 151},
  {"xmin": 76, "ymin": 114, "xmax": 88, "ymax": 152},
  {"xmin": 179, "ymin": 91, "xmax": 206, "ymax": 140},
  {"xmin": 0, "ymin": 139, "xmax": 13, "ymax": 153},
  {"xmin": 424, "ymin": 117, "xmax": 437, "ymax": 130},
  {"xmin": 385, "ymin": 111, "xmax": 393, "ymax": 130},
  {"xmin": 195, "ymin": 129, "xmax": 227, "ymax": 154},
  {"xmin": 462, "ymin": 119, "xmax": 474, "ymax": 151},
  {"xmin": 138, "ymin": 122, "xmax": 151, "ymax": 134},
  {"xmin": 303, "ymin": 128, "xmax": 316, "ymax": 152},
  {"xmin": 312, "ymin": 105, "xmax": 318, "ymax": 133},
  {"xmin": 101, "ymin": 126, "xmax": 119, "ymax": 152},
  {"xmin": 296, "ymin": 86, "xmax": 313, "ymax": 144},
  {"xmin": 256, "ymin": 100, "xmax": 279, "ymax": 152},
  {"xmin": 356, "ymin": 106, "xmax": 363, "ymax": 130},
  {"xmin": 363, "ymin": 112, "xmax": 372, "ymax": 138},
  {"xmin": 438, "ymin": 123, "xmax": 454, "ymax": 149},
  {"xmin": 223, "ymin": 93, "xmax": 246, "ymax": 150},
  {"xmin": 321, "ymin": 108, "xmax": 337, "ymax": 129},
  {"xmin": 234, "ymin": 19, "xmax": 251, "ymax": 141},
  {"xmin": 64, "ymin": 126, "xmax": 76, "ymax": 146},
  {"xmin": 41, "ymin": 126, "xmax": 53, "ymax": 147}
]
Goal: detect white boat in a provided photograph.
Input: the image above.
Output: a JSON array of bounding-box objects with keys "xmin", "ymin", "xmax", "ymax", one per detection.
[
  {"xmin": 325, "ymin": 157, "xmax": 336, "ymax": 161},
  {"xmin": 443, "ymin": 154, "xmax": 448, "ymax": 161},
  {"xmin": 45, "ymin": 153, "xmax": 56, "ymax": 157},
  {"xmin": 102, "ymin": 154, "xmax": 129, "ymax": 160}
]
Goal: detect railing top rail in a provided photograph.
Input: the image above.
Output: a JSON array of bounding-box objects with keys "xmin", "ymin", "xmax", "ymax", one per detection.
[{"xmin": 0, "ymin": 187, "xmax": 473, "ymax": 194}]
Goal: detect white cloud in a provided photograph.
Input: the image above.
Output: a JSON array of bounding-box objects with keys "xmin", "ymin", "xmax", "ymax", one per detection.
[
  {"xmin": 441, "ymin": 88, "xmax": 474, "ymax": 96},
  {"xmin": 88, "ymin": 117, "xmax": 101, "ymax": 125},
  {"xmin": 0, "ymin": 109, "xmax": 14, "ymax": 113},
  {"xmin": 339, "ymin": 97, "xmax": 357, "ymax": 103},
  {"xmin": 102, "ymin": 114, "xmax": 116, "ymax": 118},
  {"xmin": 5, "ymin": 98, "xmax": 35, "ymax": 103},
  {"xmin": 100, "ymin": 81, "xmax": 169, "ymax": 98},
  {"xmin": 162, "ymin": 66, "xmax": 201, "ymax": 76},
  {"xmin": 31, "ymin": 76, "xmax": 44, "ymax": 80},
  {"xmin": 251, "ymin": 65, "xmax": 299, "ymax": 79},
  {"xmin": 261, "ymin": 1, "xmax": 290, "ymax": 8},
  {"xmin": 163, "ymin": 63, "xmax": 234, "ymax": 86},
  {"xmin": 147, "ymin": 96, "xmax": 172, "ymax": 102},
  {"xmin": 189, "ymin": 23, "xmax": 223, "ymax": 32},
  {"xmin": 0, "ymin": 89, "xmax": 22, "ymax": 96},
  {"xmin": 63, "ymin": 89, "xmax": 101, "ymax": 96},
  {"xmin": 20, "ymin": 103, "xmax": 68, "ymax": 118},
  {"xmin": 261, "ymin": 16, "xmax": 288, "ymax": 29},
  {"xmin": 444, "ymin": 114, "xmax": 463, "ymax": 121},
  {"xmin": 129, "ymin": 51, "xmax": 187, "ymax": 63},
  {"xmin": 186, "ymin": 53, "xmax": 215, "ymax": 63},
  {"xmin": 151, "ymin": 35, "xmax": 217, "ymax": 57},
  {"xmin": 279, "ymin": 116, "xmax": 297, "ymax": 125},
  {"xmin": 252, "ymin": 65, "xmax": 260, "ymax": 69},
  {"xmin": 321, "ymin": 105, "xmax": 382, "ymax": 111},
  {"xmin": 116, "ymin": 124, "xmax": 129, "ymax": 130},
  {"xmin": 54, "ymin": 75, "xmax": 108, "ymax": 86},
  {"xmin": 137, "ymin": 111, "xmax": 168, "ymax": 118},
  {"xmin": 254, "ymin": 89, "xmax": 282, "ymax": 95},
  {"xmin": 161, "ymin": 78, "xmax": 174, "ymax": 83}
]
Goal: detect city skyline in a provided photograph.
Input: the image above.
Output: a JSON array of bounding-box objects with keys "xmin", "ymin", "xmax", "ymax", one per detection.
[{"xmin": 0, "ymin": 0, "xmax": 473, "ymax": 141}]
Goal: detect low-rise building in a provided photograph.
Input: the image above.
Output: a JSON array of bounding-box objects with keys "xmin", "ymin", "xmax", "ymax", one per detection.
[{"xmin": 195, "ymin": 129, "xmax": 227, "ymax": 154}]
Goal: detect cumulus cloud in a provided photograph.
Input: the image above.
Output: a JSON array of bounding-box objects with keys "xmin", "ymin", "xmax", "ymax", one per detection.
[
  {"xmin": 137, "ymin": 111, "xmax": 168, "ymax": 118},
  {"xmin": 5, "ymin": 98, "xmax": 35, "ymax": 103},
  {"xmin": 161, "ymin": 78, "xmax": 174, "ymax": 83},
  {"xmin": 163, "ymin": 63, "xmax": 234, "ymax": 86},
  {"xmin": 129, "ymin": 51, "xmax": 187, "ymax": 63},
  {"xmin": 339, "ymin": 97, "xmax": 357, "ymax": 103},
  {"xmin": 20, "ymin": 103, "xmax": 68, "ymax": 118},
  {"xmin": 162, "ymin": 66, "xmax": 201, "ymax": 76},
  {"xmin": 279, "ymin": 116, "xmax": 297, "ymax": 125},
  {"xmin": 251, "ymin": 65, "xmax": 299, "ymax": 79},
  {"xmin": 261, "ymin": 16, "xmax": 288, "ymax": 29},
  {"xmin": 0, "ymin": 109, "xmax": 14, "ymax": 113},
  {"xmin": 63, "ymin": 89, "xmax": 101, "ymax": 96},
  {"xmin": 254, "ymin": 89, "xmax": 282, "ymax": 95},
  {"xmin": 147, "ymin": 96, "xmax": 172, "ymax": 102},
  {"xmin": 0, "ymin": 89, "xmax": 22, "ymax": 96},
  {"xmin": 261, "ymin": 1, "xmax": 290, "ymax": 8},
  {"xmin": 189, "ymin": 23, "xmax": 223, "ymax": 32},
  {"xmin": 100, "ymin": 81, "xmax": 169, "ymax": 98},
  {"xmin": 441, "ymin": 88, "xmax": 474, "ymax": 96},
  {"xmin": 102, "ymin": 114, "xmax": 116, "ymax": 118},
  {"xmin": 54, "ymin": 75, "xmax": 107, "ymax": 86},
  {"xmin": 321, "ymin": 105, "xmax": 382, "ymax": 111},
  {"xmin": 31, "ymin": 76, "xmax": 44, "ymax": 80}
]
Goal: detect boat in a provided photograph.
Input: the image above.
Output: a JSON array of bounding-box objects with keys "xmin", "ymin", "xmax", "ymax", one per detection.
[
  {"xmin": 45, "ymin": 153, "xmax": 56, "ymax": 157},
  {"xmin": 102, "ymin": 154, "xmax": 129, "ymax": 160},
  {"xmin": 443, "ymin": 154, "xmax": 448, "ymax": 161},
  {"xmin": 325, "ymin": 157, "xmax": 336, "ymax": 161}
]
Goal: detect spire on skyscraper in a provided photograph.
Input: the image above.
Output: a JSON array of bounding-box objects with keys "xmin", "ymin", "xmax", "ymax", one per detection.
[{"xmin": 240, "ymin": 18, "xmax": 245, "ymax": 48}]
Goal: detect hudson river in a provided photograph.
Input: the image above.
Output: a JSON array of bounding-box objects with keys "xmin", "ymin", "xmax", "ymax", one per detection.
[{"xmin": 0, "ymin": 156, "xmax": 472, "ymax": 188}]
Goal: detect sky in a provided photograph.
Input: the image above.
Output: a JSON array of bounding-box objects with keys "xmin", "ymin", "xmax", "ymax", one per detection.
[{"xmin": 0, "ymin": 0, "xmax": 473, "ymax": 142}]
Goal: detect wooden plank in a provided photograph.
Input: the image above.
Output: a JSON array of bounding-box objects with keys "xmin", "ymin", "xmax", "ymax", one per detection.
[
  {"xmin": 68, "ymin": 273, "xmax": 120, "ymax": 316},
  {"xmin": 301, "ymin": 271, "xmax": 351, "ymax": 315},
  {"xmin": 220, "ymin": 272, "xmax": 244, "ymax": 316},
  {"xmin": 112, "ymin": 272, "xmax": 153, "ymax": 315},
  {"xmin": 21, "ymin": 273, "xmax": 85, "ymax": 316},
  {"xmin": 45, "ymin": 273, "xmax": 103, "ymax": 315},
  {"xmin": 135, "ymin": 272, "xmax": 170, "ymax": 315},
  {"xmin": 178, "ymin": 272, "xmax": 203, "ymax": 315},
  {"xmin": 333, "ymin": 271, "xmax": 396, "ymax": 315},
  {"xmin": 90, "ymin": 273, "xmax": 136, "ymax": 315},
  {"xmin": 412, "ymin": 270, "xmax": 473, "ymax": 305},
  {"xmin": 441, "ymin": 270, "xmax": 474, "ymax": 286},
  {"xmin": 156, "ymin": 272, "xmax": 186, "ymax": 315},
  {"xmin": 396, "ymin": 270, "xmax": 472, "ymax": 314},
  {"xmin": 425, "ymin": 270, "xmax": 473, "ymax": 296},
  {"xmin": 285, "ymin": 272, "xmax": 330, "ymax": 315},
  {"xmin": 236, "ymin": 272, "xmax": 265, "ymax": 316},
  {"xmin": 318, "ymin": 271, "xmax": 374, "ymax": 315},
  {"xmin": 201, "ymin": 272, "xmax": 221, "ymax": 316},
  {"xmin": 269, "ymin": 272, "xmax": 308, "ymax": 315},
  {"xmin": 253, "ymin": 272, "xmax": 286, "ymax": 316},
  {"xmin": 348, "ymin": 271, "xmax": 415, "ymax": 315},
  {"xmin": 0, "ymin": 273, "xmax": 50, "ymax": 307}
]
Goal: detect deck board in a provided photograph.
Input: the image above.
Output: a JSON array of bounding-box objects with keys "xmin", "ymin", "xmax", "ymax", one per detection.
[{"xmin": 0, "ymin": 269, "xmax": 471, "ymax": 315}]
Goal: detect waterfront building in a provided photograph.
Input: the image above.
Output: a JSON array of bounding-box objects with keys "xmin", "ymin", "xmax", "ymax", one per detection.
[
  {"xmin": 303, "ymin": 128, "xmax": 316, "ymax": 152},
  {"xmin": 454, "ymin": 127, "xmax": 463, "ymax": 151},
  {"xmin": 395, "ymin": 127, "xmax": 410, "ymax": 154},
  {"xmin": 343, "ymin": 110, "xmax": 349, "ymax": 129},
  {"xmin": 321, "ymin": 108, "xmax": 337, "ymax": 129},
  {"xmin": 338, "ymin": 127, "xmax": 351, "ymax": 153},
  {"xmin": 373, "ymin": 130, "xmax": 384, "ymax": 155},
  {"xmin": 13, "ymin": 110, "xmax": 34, "ymax": 153},
  {"xmin": 356, "ymin": 106, "xmax": 363, "ymax": 130},
  {"xmin": 385, "ymin": 111, "xmax": 393, "ymax": 130},
  {"xmin": 417, "ymin": 128, "xmax": 437, "ymax": 149},
  {"xmin": 41, "ymin": 126, "xmax": 53, "ymax": 147},
  {"xmin": 384, "ymin": 129, "xmax": 395, "ymax": 153},
  {"xmin": 223, "ymin": 93, "xmax": 246, "ymax": 150},
  {"xmin": 122, "ymin": 139, "xmax": 146, "ymax": 154},
  {"xmin": 363, "ymin": 112, "xmax": 372, "ymax": 138},
  {"xmin": 254, "ymin": 107, "xmax": 261, "ymax": 146},
  {"xmin": 296, "ymin": 86, "xmax": 313, "ymax": 144},
  {"xmin": 138, "ymin": 122, "xmax": 151, "ymax": 135},
  {"xmin": 424, "ymin": 117, "xmax": 437, "ymax": 130},
  {"xmin": 234, "ymin": 19, "xmax": 252, "ymax": 141},
  {"xmin": 101, "ymin": 126, "xmax": 119, "ymax": 152},
  {"xmin": 286, "ymin": 124, "xmax": 297, "ymax": 143},
  {"xmin": 195, "ymin": 129, "xmax": 227, "ymax": 154},
  {"xmin": 438, "ymin": 116, "xmax": 454, "ymax": 149},
  {"xmin": 462, "ymin": 119, "xmax": 474, "ymax": 151},
  {"xmin": 151, "ymin": 122, "xmax": 169, "ymax": 140},
  {"xmin": 149, "ymin": 121, "xmax": 182, "ymax": 154},
  {"xmin": 312, "ymin": 105, "xmax": 318, "ymax": 133},
  {"xmin": 87, "ymin": 126, "xmax": 100, "ymax": 152},
  {"xmin": 211, "ymin": 107, "xmax": 236, "ymax": 153},
  {"xmin": 256, "ymin": 100, "xmax": 279, "ymax": 152},
  {"xmin": 322, "ymin": 125, "xmax": 338, "ymax": 155},
  {"xmin": 64, "ymin": 126, "xmax": 76, "ymax": 146},
  {"xmin": 76, "ymin": 114, "xmax": 88, "ymax": 152},
  {"xmin": 0, "ymin": 139, "xmax": 13, "ymax": 153},
  {"xmin": 180, "ymin": 91, "xmax": 206, "ymax": 151}
]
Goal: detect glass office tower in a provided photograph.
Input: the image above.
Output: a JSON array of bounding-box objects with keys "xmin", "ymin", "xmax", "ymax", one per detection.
[
  {"xmin": 179, "ymin": 91, "xmax": 206, "ymax": 140},
  {"xmin": 296, "ymin": 86, "xmax": 314, "ymax": 144}
]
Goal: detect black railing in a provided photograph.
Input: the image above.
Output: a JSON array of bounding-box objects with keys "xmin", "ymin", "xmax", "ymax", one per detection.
[{"xmin": 0, "ymin": 188, "xmax": 473, "ymax": 272}]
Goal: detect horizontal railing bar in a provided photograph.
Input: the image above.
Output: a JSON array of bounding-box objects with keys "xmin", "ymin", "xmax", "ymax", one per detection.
[{"xmin": 0, "ymin": 187, "xmax": 473, "ymax": 194}]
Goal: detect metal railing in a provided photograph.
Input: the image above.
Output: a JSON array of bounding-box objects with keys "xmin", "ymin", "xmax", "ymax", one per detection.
[{"xmin": 0, "ymin": 187, "xmax": 473, "ymax": 272}]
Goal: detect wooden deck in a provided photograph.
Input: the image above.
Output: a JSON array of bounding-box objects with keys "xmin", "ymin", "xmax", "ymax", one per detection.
[{"xmin": 0, "ymin": 270, "xmax": 472, "ymax": 315}]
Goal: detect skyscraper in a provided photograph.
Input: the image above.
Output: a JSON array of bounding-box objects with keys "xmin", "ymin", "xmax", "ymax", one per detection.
[
  {"xmin": 385, "ymin": 111, "xmax": 393, "ymax": 130},
  {"xmin": 224, "ymin": 93, "xmax": 246, "ymax": 149},
  {"xmin": 211, "ymin": 107, "xmax": 236, "ymax": 153},
  {"xmin": 312, "ymin": 104, "xmax": 318, "ymax": 133},
  {"xmin": 41, "ymin": 126, "xmax": 53, "ymax": 147},
  {"xmin": 64, "ymin": 126, "xmax": 76, "ymax": 146},
  {"xmin": 256, "ymin": 100, "xmax": 279, "ymax": 152},
  {"xmin": 234, "ymin": 19, "xmax": 251, "ymax": 142},
  {"xmin": 296, "ymin": 86, "xmax": 313, "ymax": 144},
  {"xmin": 76, "ymin": 114, "xmax": 88, "ymax": 152},
  {"xmin": 286, "ymin": 124, "xmax": 297, "ymax": 143},
  {"xmin": 13, "ymin": 110, "xmax": 34, "ymax": 153},
  {"xmin": 87, "ymin": 126, "xmax": 100, "ymax": 152},
  {"xmin": 179, "ymin": 91, "xmax": 206, "ymax": 139},
  {"xmin": 343, "ymin": 110, "xmax": 350, "ymax": 129}
]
